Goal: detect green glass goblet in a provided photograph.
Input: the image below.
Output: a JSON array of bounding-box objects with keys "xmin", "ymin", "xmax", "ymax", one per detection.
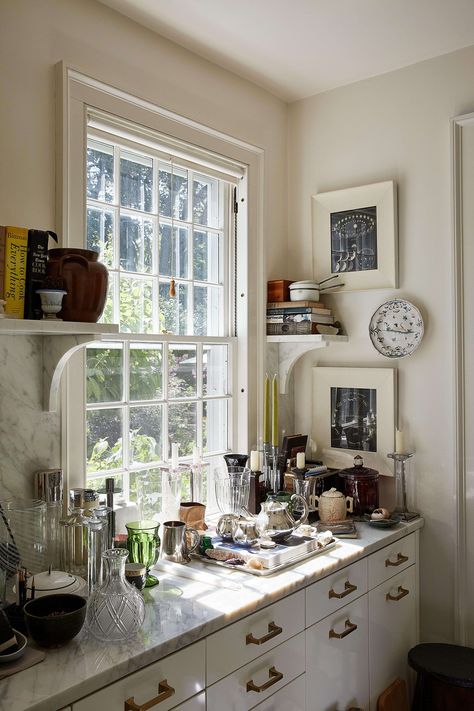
[{"xmin": 125, "ymin": 520, "xmax": 160, "ymax": 588}]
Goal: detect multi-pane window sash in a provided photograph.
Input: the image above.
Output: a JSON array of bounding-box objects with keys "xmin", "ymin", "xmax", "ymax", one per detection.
[{"xmin": 85, "ymin": 132, "xmax": 235, "ymax": 506}]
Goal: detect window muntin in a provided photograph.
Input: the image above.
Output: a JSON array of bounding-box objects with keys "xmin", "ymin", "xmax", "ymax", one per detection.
[{"xmin": 85, "ymin": 134, "xmax": 233, "ymax": 506}]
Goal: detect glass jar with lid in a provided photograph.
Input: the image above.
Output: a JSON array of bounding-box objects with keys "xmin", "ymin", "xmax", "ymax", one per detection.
[{"xmin": 338, "ymin": 455, "xmax": 380, "ymax": 516}]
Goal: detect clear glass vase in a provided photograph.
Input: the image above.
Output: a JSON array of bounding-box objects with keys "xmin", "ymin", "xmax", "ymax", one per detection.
[{"xmin": 86, "ymin": 549, "xmax": 145, "ymax": 642}]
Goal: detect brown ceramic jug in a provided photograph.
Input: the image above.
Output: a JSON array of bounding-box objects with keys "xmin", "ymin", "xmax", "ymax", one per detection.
[{"xmin": 46, "ymin": 248, "xmax": 108, "ymax": 323}]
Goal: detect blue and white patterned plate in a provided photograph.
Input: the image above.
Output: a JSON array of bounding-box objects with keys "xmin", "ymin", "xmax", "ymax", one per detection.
[{"xmin": 369, "ymin": 299, "xmax": 424, "ymax": 358}]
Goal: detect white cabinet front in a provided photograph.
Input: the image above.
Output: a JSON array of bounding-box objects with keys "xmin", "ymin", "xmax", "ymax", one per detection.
[
  {"xmin": 252, "ymin": 674, "xmax": 305, "ymax": 711},
  {"xmin": 207, "ymin": 631, "xmax": 305, "ymax": 711},
  {"xmin": 306, "ymin": 595, "xmax": 369, "ymax": 711},
  {"xmin": 171, "ymin": 691, "xmax": 206, "ymax": 710},
  {"xmin": 369, "ymin": 565, "xmax": 417, "ymax": 708},
  {"xmin": 72, "ymin": 641, "xmax": 205, "ymax": 711}
]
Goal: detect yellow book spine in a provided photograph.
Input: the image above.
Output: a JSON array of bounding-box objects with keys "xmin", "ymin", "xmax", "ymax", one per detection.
[{"xmin": 4, "ymin": 226, "xmax": 28, "ymax": 318}]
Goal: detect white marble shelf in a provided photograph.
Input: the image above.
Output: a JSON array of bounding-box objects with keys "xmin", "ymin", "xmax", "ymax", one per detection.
[
  {"xmin": 266, "ymin": 334, "xmax": 348, "ymax": 393},
  {"xmin": 0, "ymin": 519, "xmax": 423, "ymax": 711},
  {"xmin": 0, "ymin": 320, "xmax": 119, "ymax": 411},
  {"xmin": 0, "ymin": 318, "xmax": 119, "ymax": 336}
]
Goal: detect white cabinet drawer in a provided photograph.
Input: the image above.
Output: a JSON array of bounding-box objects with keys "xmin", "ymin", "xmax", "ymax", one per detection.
[
  {"xmin": 171, "ymin": 691, "xmax": 205, "ymax": 710},
  {"xmin": 73, "ymin": 641, "xmax": 205, "ymax": 711},
  {"xmin": 306, "ymin": 595, "xmax": 369, "ymax": 711},
  {"xmin": 206, "ymin": 590, "xmax": 304, "ymax": 685},
  {"xmin": 252, "ymin": 674, "xmax": 305, "ymax": 711},
  {"xmin": 306, "ymin": 558, "xmax": 368, "ymax": 625},
  {"xmin": 207, "ymin": 631, "xmax": 305, "ymax": 711},
  {"xmin": 369, "ymin": 565, "xmax": 417, "ymax": 709},
  {"xmin": 368, "ymin": 533, "xmax": 416, "ymax": 588}
]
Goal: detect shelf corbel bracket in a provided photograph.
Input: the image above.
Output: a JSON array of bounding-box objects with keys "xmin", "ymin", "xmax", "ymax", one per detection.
[
  {"xmin": 269, "ymin": 340, "xmax": 330, "ymax": 395},
  {"xmin": 43, "ymin": 334, "xmax": 105, "ymax": 412}
]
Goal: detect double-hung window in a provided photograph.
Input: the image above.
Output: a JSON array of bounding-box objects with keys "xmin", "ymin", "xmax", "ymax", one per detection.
[
  {"xmin": 81, "ymin": 113, "xmax": 240, "ymax": 510},
  {"xmin": 61, "ymin": 69, "xmax": 262, "ymax": 508}
]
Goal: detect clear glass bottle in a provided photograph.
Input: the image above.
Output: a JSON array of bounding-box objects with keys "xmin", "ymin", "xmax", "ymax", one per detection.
[
  {"xmin": 86, "ymin": 549, "xmax": 145, "ymax": 642},
  {"xmin": 85, "ymin": 513, "xmax": 106, "ymax": 594},
  {"xmin": 59, "ymin": 494, "xmax": 88, "ymax": 578}
]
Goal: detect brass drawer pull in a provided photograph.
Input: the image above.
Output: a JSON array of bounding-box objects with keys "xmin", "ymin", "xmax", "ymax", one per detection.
[
  {"xmin": 124, "ymin": 680, "xmax": 175, "ymax": 711},
  {"xmin": 246, "ymin": 621, "xmax": 282, "ymax": 645},
  {"xmin": 329, "ymin": 581, "xmax": 357, "ymax": 599},
  {"xmin": 385, "ymin": 552, "xmax": 409, "ymax": 567},
  {"xmin": 329, "ymin": 619, "xmax": 358, "ymax": 639},
  {"xmin": 386, "ymin": 585, "xmax": 409, "ymax": 602},
  {"xmin": 246, "ymin": 665, "xmax": 284, "ymax": 693}
]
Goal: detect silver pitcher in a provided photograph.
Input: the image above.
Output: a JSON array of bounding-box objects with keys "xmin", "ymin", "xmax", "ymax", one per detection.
[{"xmin": 160, "ymin": 521, "xmax": 200, "ymax": 564}]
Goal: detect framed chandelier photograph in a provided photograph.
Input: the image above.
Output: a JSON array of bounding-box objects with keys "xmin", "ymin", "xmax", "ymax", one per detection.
[{"xmin": 312, "ymin": 180, "xmax": 398, "ymax": 292}]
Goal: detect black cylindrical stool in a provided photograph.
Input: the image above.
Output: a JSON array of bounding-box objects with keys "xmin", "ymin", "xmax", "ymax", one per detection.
[{"xmin": 408, "ymin": 643, "xmax": 474, "ymax": 710}]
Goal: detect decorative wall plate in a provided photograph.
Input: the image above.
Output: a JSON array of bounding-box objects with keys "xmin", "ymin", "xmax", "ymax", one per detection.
[{"xmin": 369, "ymin": 299, "xmax": 424, "ymax": 358}]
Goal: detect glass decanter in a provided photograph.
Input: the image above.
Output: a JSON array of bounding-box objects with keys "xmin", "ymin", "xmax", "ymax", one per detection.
[{"xmin": 86, "ymin": 549, "xmax": 145, "ymax": 642}]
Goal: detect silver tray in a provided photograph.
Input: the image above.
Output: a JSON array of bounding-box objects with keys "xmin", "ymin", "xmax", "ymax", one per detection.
[{"xmin": 195, "ymin": 538, "xmax": 337, "ymax": 576}]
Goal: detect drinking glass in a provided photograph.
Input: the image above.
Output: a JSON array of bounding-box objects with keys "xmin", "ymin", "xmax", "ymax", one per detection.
[
  {"xmin": 126, "ymin": 521, "xmax": 160, "ymax": 588},
  {"xmin": 215, "ymin": 466, "xmax": 251, "ymax": 515}
]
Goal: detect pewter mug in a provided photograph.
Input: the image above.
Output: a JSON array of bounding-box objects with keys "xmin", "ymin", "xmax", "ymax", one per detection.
[{"xmin": 160, "ymin": 521, "xmax": 200, "ymax": 564}]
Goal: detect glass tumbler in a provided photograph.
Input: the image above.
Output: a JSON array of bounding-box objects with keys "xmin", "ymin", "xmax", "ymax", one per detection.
[
  {"xmin": 0, "ymin": 499, "xmax": 47, "ymax": 582},
  {"xmin": 126, "ymin": 521, "xmax": 160, "ymax": 588},
  {"xmin": 86, "ymin": 549, "xmax": 145, "ymax": 642}
]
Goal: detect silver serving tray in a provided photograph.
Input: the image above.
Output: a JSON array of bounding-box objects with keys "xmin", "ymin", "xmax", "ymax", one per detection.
[{"xmin": 195, "ymin": 538, "xmax": 337, "ymax": 576}]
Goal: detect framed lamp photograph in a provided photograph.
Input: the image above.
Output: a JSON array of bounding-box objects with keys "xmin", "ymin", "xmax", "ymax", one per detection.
[
  {"xmin": 312, "ymin": 180, "xmax": 398, "ymax": 291},
  {"xmin": 312, "ymin": 366, "xmax": 396, "ymax": 476}
]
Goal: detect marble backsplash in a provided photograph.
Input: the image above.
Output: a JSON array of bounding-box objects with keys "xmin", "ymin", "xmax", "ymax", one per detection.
[{"xmin": 0, "ymin": 335, "xmax": 60, "ymax": 499}]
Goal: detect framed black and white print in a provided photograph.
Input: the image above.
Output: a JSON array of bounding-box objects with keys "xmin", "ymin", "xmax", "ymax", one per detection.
[
  {"xmin": 312, "ymin": 181, "xmax": 397, "ymax": 291},
  {"xmin": 313, "ymin": 367, "xmax": 396, "ymax": 476}
]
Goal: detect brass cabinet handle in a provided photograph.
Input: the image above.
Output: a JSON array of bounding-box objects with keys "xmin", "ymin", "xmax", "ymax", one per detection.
[
  {"xmin": 124, "ymin": 680, "xmax": 175, "ymax": 711},
  {"xmin": 329, "ymin": 619, "xmax": 358, "ymax": 639},
  {"xmin": 246, "ymin": 621, "xmax": 282, "ymax": 646},
  {"xmin": 385, "ymin": 552, "xmax": 409, "ymax": 567},
  {"xmin": 329, "ymin": 580, "xmax": 358, "ymax": 599},
  {"xmin": 246, "ymin": 665, "xmax": 284, "ymax": 693},
  {"xmin": 386, "ymin": 585, "xmax": 409, "ymax": 602}
]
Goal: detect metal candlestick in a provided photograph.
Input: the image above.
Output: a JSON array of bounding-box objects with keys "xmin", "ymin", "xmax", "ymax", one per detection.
[
  {"xmin": 387, "ymin": 452, "xmax": 419, "ymax": 521},
  {"xmin": 271, "ymin": 445, "xmax": 280, "ymax": 493},
  {"xmin": 263, "ymin": 442, "xmax": 272, "ymax": 489}
]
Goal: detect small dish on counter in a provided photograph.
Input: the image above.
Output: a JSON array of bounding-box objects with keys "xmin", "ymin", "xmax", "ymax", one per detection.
[
  {"xmin": 0, "ymin": 630, "xmax": 27, "ymax": 664},
  {"xmin": 366, "ymin": 514, "xmax": 401, "ymax": 528}
]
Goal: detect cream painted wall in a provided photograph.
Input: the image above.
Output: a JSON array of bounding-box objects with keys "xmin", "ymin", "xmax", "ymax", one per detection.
[
  {"xmin": 0, "ymin": 0, "xmax": 287, "ymax": 498},
  {"xmin": 288, "ymin": 45, "xmax": 474, "ymax": 643}
]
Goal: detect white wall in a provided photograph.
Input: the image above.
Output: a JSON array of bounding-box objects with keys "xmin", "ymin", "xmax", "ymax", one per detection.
[
  {"xmin": 0, "ymin": 0, "xmax": 287, "ymax": 497},
  {"xmin": 288, "ymin": 45, "xmax": 474, "ymax": 643}
]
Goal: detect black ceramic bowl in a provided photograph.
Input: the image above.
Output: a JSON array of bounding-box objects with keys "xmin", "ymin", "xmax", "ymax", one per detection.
[{"xmin": 23, "ymin": 594, "xmax": 86, "ymax": 648}]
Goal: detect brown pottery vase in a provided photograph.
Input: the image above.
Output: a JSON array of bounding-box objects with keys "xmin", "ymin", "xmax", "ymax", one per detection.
[{"xmin": 46, "ymin": 248, "xmax": 108, "ymax": 322}]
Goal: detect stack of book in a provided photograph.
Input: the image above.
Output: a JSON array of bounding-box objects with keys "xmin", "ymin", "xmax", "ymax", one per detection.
[
  {"xmin": 266, "ymin": 299, "xmax": 341, "ymax": 336},
  {"xmin": 0, "ymin": 226, "xmax": 57, "ymax": 320}
]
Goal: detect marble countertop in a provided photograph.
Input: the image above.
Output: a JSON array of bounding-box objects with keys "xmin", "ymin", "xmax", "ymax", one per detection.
[{"xmin": 0, "ymin": 519, "xmax": 423, "ymax": 711}]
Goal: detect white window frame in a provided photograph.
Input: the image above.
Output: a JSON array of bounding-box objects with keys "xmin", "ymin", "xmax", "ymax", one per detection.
[{"xmin": 56, "ymin": 63, "xmax": 265, "ymax": 494}]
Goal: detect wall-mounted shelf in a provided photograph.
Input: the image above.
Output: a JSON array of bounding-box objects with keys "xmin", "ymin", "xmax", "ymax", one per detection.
[
  {"xmin": 0, "ymin": 318, "xmax": 119, "ymax": 411},
  {"xmin": 266, "ymin": 334, "xmax": 348, "ymax": 394},
  {"xmin": 0, "ymin": 319, "xmax": 118, "ymax": 336}
]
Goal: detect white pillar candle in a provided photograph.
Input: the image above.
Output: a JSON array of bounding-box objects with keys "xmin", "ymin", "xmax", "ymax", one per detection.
[
  {"xmin": 171, "ymin": 442, "xmax": 179, "ymax": 470},
  {"xmin": 250, "ymin": 450, "xmax": 259, "ymax": 472},
  {"xmin": 193, "ymin": 445, "xmax": 200, "ymax": 465},
  {"xmin": 296, "ymin": 452, "xmax": 306, "ymax": 469},
  {"xmin": 395, "ymin": 429, "xmax": 404, "ymax": 454}
]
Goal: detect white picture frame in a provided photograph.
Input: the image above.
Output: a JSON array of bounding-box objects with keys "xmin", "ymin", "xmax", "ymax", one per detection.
[
  {"xmin": 312, "ymin": 366, "xmax": 396, "ymax": 476},
  {"xmin": 312, "ymin": 180, "xmax": 398, "ymax": 291}
]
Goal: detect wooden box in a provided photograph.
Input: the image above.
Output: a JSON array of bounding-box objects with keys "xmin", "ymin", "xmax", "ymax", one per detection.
[{"xmin": 267, "ymin": 279, "xmax": 293, "ymax": 303}]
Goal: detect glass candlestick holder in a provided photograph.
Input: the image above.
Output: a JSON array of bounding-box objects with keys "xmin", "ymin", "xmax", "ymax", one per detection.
[{"xmin": 387, "ymin": 452, "xmax": 419, "ymax": 521}]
